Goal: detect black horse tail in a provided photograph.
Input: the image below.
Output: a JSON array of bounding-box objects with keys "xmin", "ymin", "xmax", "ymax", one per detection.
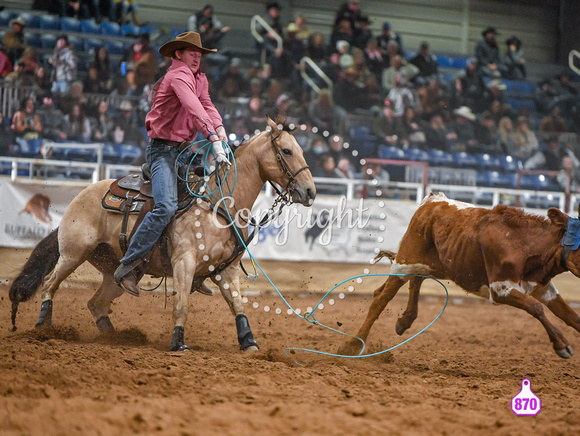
[{"xmin": 9, "ymin": 228, "xmax": 60, "ymax": 330}]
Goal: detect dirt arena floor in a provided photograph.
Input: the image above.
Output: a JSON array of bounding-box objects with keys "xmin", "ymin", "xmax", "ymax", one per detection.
[{"xmin": 1, "ymin": 248, "xmax": 580, "ymax": 435}]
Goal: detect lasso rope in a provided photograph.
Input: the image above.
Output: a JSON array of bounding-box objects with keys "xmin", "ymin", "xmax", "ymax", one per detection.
[{"xmin": 186, "ymin": 138, "xmax": 449, "ymax": 365}]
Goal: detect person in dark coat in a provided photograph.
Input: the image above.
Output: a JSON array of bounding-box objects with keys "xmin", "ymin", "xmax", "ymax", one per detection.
[{"xmin": 475, "ymin": 26, "xmax": 507, "ymax": 78}]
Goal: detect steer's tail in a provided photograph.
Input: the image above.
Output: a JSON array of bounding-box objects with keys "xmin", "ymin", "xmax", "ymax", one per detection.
[
  {"xmin": 374, "ymin": 250, "xmax": 397, "ymax": 264},
  {"xmin": 9, "ymin": 228, "xmax": 60, "ymax": 330}
]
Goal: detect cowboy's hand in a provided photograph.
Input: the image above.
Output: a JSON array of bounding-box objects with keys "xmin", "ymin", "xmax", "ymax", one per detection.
[
  {"xmin": 212, "ymin": 140, "xmax": 231, "ymax": 167},
  {"xmin": 216, "ymin": 125, "xmax": 228, "ymax": 143}
]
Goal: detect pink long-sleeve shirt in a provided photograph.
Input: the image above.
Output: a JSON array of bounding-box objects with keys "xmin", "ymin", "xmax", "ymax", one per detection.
[{"xmin": 145, "ymin": 58, "xmax": 222, "ymax": 143}]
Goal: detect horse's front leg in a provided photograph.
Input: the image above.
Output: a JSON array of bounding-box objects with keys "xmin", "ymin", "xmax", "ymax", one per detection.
[
  {"xmin": 212, "ymin": 264, "xmax": 259, "ymax": 352},
  {"xmin": 170, "ymin": 254, "xmax": 197, "ymax": 351}
]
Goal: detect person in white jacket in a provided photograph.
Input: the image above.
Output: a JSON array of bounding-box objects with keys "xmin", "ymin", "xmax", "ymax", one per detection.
[{"xmin": 49, "ymin": 35, "xmax": 77, "ymax": 95}]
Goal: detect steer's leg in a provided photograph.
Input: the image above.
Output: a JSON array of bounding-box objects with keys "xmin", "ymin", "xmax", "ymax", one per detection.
[
  {"xmin": 395, "ymin": 277, "xmax": 424, "ymax": 335},
  {"xmin": 532, "ymin": 282, "xmax": 580, "ymax": 339},
  {"xmin": 338, "ymin": 276, "xmax": 407, "ymax": 355},
  {"xmin": 212, "ymin": 264, "xmax": 258, "ymax": 352},
  {"xmin": 491, "ymin": 282, "xmax": 573, "ymax": 358}
]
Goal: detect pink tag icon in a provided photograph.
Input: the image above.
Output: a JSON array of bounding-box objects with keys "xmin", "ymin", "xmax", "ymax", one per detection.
[{"xmin": 511, "ymin": 379, "xmax": 541, "ymax": 415}]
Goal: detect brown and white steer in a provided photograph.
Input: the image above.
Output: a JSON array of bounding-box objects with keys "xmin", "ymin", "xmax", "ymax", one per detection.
[{"xmin": 339, "ymin": 193, "xmax": 580, "ymax": 359}]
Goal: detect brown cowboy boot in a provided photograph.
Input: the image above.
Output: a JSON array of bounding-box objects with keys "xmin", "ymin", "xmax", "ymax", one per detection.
[{"xmin": 114, "ymin": 259, "xmax": 142, "ymax": 297}]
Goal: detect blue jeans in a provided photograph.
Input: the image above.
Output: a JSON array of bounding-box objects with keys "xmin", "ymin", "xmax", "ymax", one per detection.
[{"xmin": 120, "ymin": 142, "xmax": 179, "ymax": 264}]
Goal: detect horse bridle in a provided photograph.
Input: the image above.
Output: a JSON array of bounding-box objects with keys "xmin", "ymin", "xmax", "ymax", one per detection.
[{"xmin": 270, "ymin": 131, "xmax": 309, "ymax": 200}]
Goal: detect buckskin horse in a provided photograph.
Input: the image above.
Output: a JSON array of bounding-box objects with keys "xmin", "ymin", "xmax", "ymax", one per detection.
[
  {"xmin": 339, "ymin": 193, "xmax": 580, "ymax": 359},
  {"xmin": 9, "ymin": 117, "xmax": 316, "ymax": 352}
]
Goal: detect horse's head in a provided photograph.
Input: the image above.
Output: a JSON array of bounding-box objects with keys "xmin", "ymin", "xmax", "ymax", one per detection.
[{"xmin": 257, "ymin": 116, "xmax": 316, "ymax": 206}]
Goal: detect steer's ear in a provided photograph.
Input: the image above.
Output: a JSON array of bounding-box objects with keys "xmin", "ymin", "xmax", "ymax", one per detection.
[{"xmin": 547, "ymin": 208, "xmax": 569, "ymax": 228}]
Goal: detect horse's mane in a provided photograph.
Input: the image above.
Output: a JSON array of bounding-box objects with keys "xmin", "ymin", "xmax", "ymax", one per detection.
[{"xmin": 233, "ymin": 115, "xmax": 294, "ymax": 156}]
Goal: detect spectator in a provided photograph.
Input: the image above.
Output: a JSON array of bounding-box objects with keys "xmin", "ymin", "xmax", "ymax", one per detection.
[
  {"xmin": 313, "ymin": 154, "xmax": 341, "ymax": 178},
  {"xmin": 114, "ymin": 0, "xmax": 142, "ymax": 26},
  {"xmin": 365, "ymin": 162, "xmax": 390, "ymax": 190},
  {"xmin": 123, "ymin": 34, "xmax": 158, "ymax": 96},
  {"xmin": 377, "ymin": 21, "xmax": 404, "ymax": 59},
  {"xmin": 354, "ymin": 15, "xmax": 373, "ymax": 50},
  {"xmin": 474, "ymin": 112, "xmax": 499, "ymax": 154},
  {"xmin": 496, "ymin": 116, "xmax": 518, "ymax": 155},
  {"xmin": 293, "ymin": 14, "xmax": 312, "ymax": 45},
  {"xmin": 450, "ymin": 106, "xmax": 478, "ymax": 152},
  {"xmin": 336, "ymin": 40, "xmax": 353, "ymax": 70},
  {"xmin": 328, "ymin": 134, "xmax": 350, "ymax": 164},
  {"xmin": 333, "ymin": 1, "xmax": 364, "ymax": 38},
  {"xmin": 65, "ymin": 103, "xmax": 92, "ymax": 143},
  {"xmin": 281, "ymin": 23, "xmax": 306, "ymax": 81},
  {"xmin": 307, "ymin": 33, "xmax": 328, "ymax": 63},
  {"xmin": 336, "ymin": 157, "xmax": 356, "ymax": 179},
  {"xmin": 89, "ymin": 46, "xmax": 113, "ymax": 94},
  {"xmin": 534, "ymin": 79, "xmax": 557, "ymax": 114},
  {"xmin": 382, "ymin": 55, "xmax": 419, "ymax": 92},
  {"xmin": 0, "ymin": 48, "xmax": 13, "ymax": 78},
  {"xmin": 402, "ymin": 106, "xmax": 427, "ymax": 148},
  {"xmin": 187, "ymin": 4, "xmax": 229, "ymax": 35},
  {"xmin": 364, "ymin": 38, "xmax": 386, "ymax": 81},
  {"xmin": 60, "ymin": 81, "xmax": 89, "ymax": 115},
  {"xmin": 371, "ymin": 101, "xmax": 408, "ymax": 148},
  {"xmin": 417, "ymin": 78, "xmax": 448, "ymax": 119},
  {"xmin": 513, "ymin": 116, "xmax": 539, "ymax": 159},
  {"xmin": 552, "ymin": 71, "xmax": 578, "ymax": 98},
  {"xmin": 363, "ymin": 74, "xmax": 385, "ymax": 109},
  {"xmin": 37, "ymin": 92, "xmax": 69, "ymax": 142},
  {"xmin": 331, "ymin": 20, "xmax": 355, "ymax": 53},
  {"xmin": 452, "ymin": 57, "xmax": 487, "ymax": 112},
  {"xmin": 557, "ymin": 155, "xmax": 580, "ymax": 192},
  {"xmin": 386, "ymin": 74, "xmax": 415, "ymax": 117},
  {"xmin": 11, "ymin": 97, "xmax": 43, "ymax": 146},
  {"xmin": 304, "ymin": 135, "xmax": 329, "ymax": 167},
  {"xmin": 334, "ymin": 67, "xmax": 367, "ymax": 112},
  {"xmin": 5, "ymin": 48, "xmax": 47, "ymax": 90},
  {"xmin": 539, "ymin": 106, "xmax": 568, "ymax": 133},
  {"xmin": 0, "ymin": 112, "xmax": 16, "ymax": 156},
  {"xmin": 475, "ymin": 27, "xmax": 506, "ymax": 78},
  {"xmin": 219, "ymin": 58, "xmax": 249, "ymax": 96},
  {"xmin": 2, "ymin": 16, "xmax": 28, "ymax": 65},
  {"xmin": 503, "ymin": 35, "xmax": 526, "ymax": 80},
  {"xmin": 111, "ymin": 100, "xmax": 145, "ymax": 147},
  {"xmin": 409, "ymin": 41, "xmax": 438, "ymax": 86},
  {"xmin": 425, "ymin": 112, "xmax": 457, "ymax": 151},
  {"xmin": 308, "ymin": 89, "xmax": 348, "ymax": 135},
  {"xmin": 198, "ymin": 16, "xmax": 233, "ymax": 74},
  {"xmin": 293, "ymin": 118, "xmax": 317, "ymax": 153},
  {"xmin": 485, "ymin": 79, "xmax": 507, "ymax": 108},
  {"xmin": 524, "ymin": 136, "xmax": 577, "ymax": 171},
  {"xmin": 256, "ymin": 1, "xmax": 283, "ymax": 60},
  {"xmin": 49, "ymin": 35, "xmax": 77, "ymax": 95},
  {"xmin": 91, "ymin": 100, "xmax": 114, "ymax": 142},
  {"xmin": 245, "ymin": 97, "xmax": 266, "ymax": 134}
]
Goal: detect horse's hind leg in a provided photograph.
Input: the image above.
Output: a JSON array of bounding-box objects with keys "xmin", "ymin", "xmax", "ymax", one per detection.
[
  {"xmin": 212, "ymin": 264, "xmax": 259, "ymax": 352},
  {"xmin": 88, "ymin": 275, "xmax": 124, "ymax": 333},
  {"xmin": 36, "ymin": 252, "xmax": 91, "ymax": 327},
  {"xmin": 338, "ymin": 276, "xmax": 408, "ymax": 355},
  {"xmin": 395, "ymin": 277, "xmax": 424, "ymax": 335},
  {"xmin": 88, "ymin": 244, "xmax": 124, "ymax": 332}
]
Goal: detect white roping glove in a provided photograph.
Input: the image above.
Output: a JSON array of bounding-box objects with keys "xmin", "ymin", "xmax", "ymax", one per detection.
[{"xmin": 212, "ymin": 140, "xmax": 231, "ymax": 167}]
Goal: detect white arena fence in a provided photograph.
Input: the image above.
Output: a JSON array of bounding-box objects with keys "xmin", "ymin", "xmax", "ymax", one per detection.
[{"xmin": 2, "ymin": 151, "xmax": 579, "ymax": 264}]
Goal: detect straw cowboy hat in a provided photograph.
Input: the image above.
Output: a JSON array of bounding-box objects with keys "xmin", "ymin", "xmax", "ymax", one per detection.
[
  {"xmin": 158, "ymin": 32, "xmax": 217, "ymax": 58},
  {"xmin": 453, "ymin": 106, "xmax": 476, "ymax": 121},
  {"xmin": 10, "ymin": 16, "xmax": 26, "ymax": 27}
]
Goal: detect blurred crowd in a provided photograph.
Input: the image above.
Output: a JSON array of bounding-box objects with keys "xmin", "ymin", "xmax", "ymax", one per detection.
[{"xmin": 1, "ymin": 0, "xmax": 580, "ymax": 191}]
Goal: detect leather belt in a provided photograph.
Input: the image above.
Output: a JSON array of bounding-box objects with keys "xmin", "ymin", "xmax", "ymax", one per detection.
[{"xmin": 149, "ymin": 138, "xmax": 188, "ymax": 149}]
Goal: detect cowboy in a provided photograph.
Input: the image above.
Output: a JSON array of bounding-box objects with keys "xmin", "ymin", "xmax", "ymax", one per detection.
[
  {"xmin": 2, "ymin": 16, "xmax": 28, "ymax": 65},
  {"xmin": 114, "ymin": 32, "xmax": 230, "ymax": 296}
]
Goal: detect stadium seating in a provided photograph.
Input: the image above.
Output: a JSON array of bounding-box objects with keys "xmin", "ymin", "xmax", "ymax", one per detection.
[
  {"xmin": 39, "ymin": 15, "xmax": 60, "ymax": 30},
  {"xmin": 101, "ymin": 21, "xmax": 121, "ymax": 36},
  {"xmin": 104, "ymin": 40, "xmax": 125, "ymax": 56},
  {"xmin": 428, "ymin": 149, "xmax": 454, "ymax": 166},
  {"xmin": 437, "ymin": 55, "xmax": 454, "ymax": 68},
  {"xmin": 68, "ymin": 35, "xmax": 84, "ymax": 52},
  {"xmin": 121, "ymin": 23, "xmax": 140, "ymax": 36},
  {"xmin": 25, "ymin": 32, "xmax": 42, "ymax": 48},
  {"xmin": 0, "ymin": 10, "xmax": 14, "ymax": 27},
  {"xmin": 497, "ymin": 154, "xmax": 520, "ymax": 172},
  {"xmin": 61, "ymin": 16, "xmax": 81, "ymax": 32},
  {"xmin": 80, "ymin": 19, "xmax": 100, "ymax": 34},
  {"xmin": 40, "ymin": 34, "xmax": 57, "ymax": 49},
  {"xmin": 83, "ymin": 38, "xmax": 103, "ymax": 53},
  {"xmin": 377, "ymin": 145, "xmax": 405, "ymax": 160},
  {"xmin": 18, "ymin": 12, "xmax": 39, "ymax": 28},
  {"xmin": 348, "ymin": 125, "xmax": 378, "ymax": 158},
  {"xmin": 474, "ymin": 153, "xmax": 501, "ymax": 171},
  {"xmin": 452, "ymin": 152, "xmax": 478, "ymax": 169},
  {"xmin": 452, "ymin": 57, "xmax": 467, "ymax": 70},
  {"xmin": 404, "ymin": 148, "xmax": 430, "ymax": 162},
  {"xmin": 115, "ymin": 144, "xmax": 143, "ymax": 164}
]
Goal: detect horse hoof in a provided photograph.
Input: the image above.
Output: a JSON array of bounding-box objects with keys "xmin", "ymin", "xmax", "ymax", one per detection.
[
  {"xmin": 170, "ymin": 343, "xmax": 191, "ymax": 352},
  {"xmin": 337, "ymin": 341, "xmax": 362, "ymax": 356},
  {"xmin": 395, "ymin": 321, "xmax": 407, "ymax": 336},
  {"xmin": 96, "ymin": 316, "xmax": 115, "ymax": 333},
  {"xmin": 242, "ymin": 345, "xmax": 259, "ymax": 353},
  {"xmin": 556, "ymin": 347, "xmax": 572, "ymax": 359}
]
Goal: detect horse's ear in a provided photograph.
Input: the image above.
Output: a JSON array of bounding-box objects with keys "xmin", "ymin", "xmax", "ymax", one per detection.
[{"xmin": 266, "ymin": 116, "xmax": 279, "ymax": 134}]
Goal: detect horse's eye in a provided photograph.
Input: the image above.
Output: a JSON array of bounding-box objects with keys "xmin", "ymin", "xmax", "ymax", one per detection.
[{"xmin": 282, "ymin": 148, "xmax": 292, "ymax": 156}]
